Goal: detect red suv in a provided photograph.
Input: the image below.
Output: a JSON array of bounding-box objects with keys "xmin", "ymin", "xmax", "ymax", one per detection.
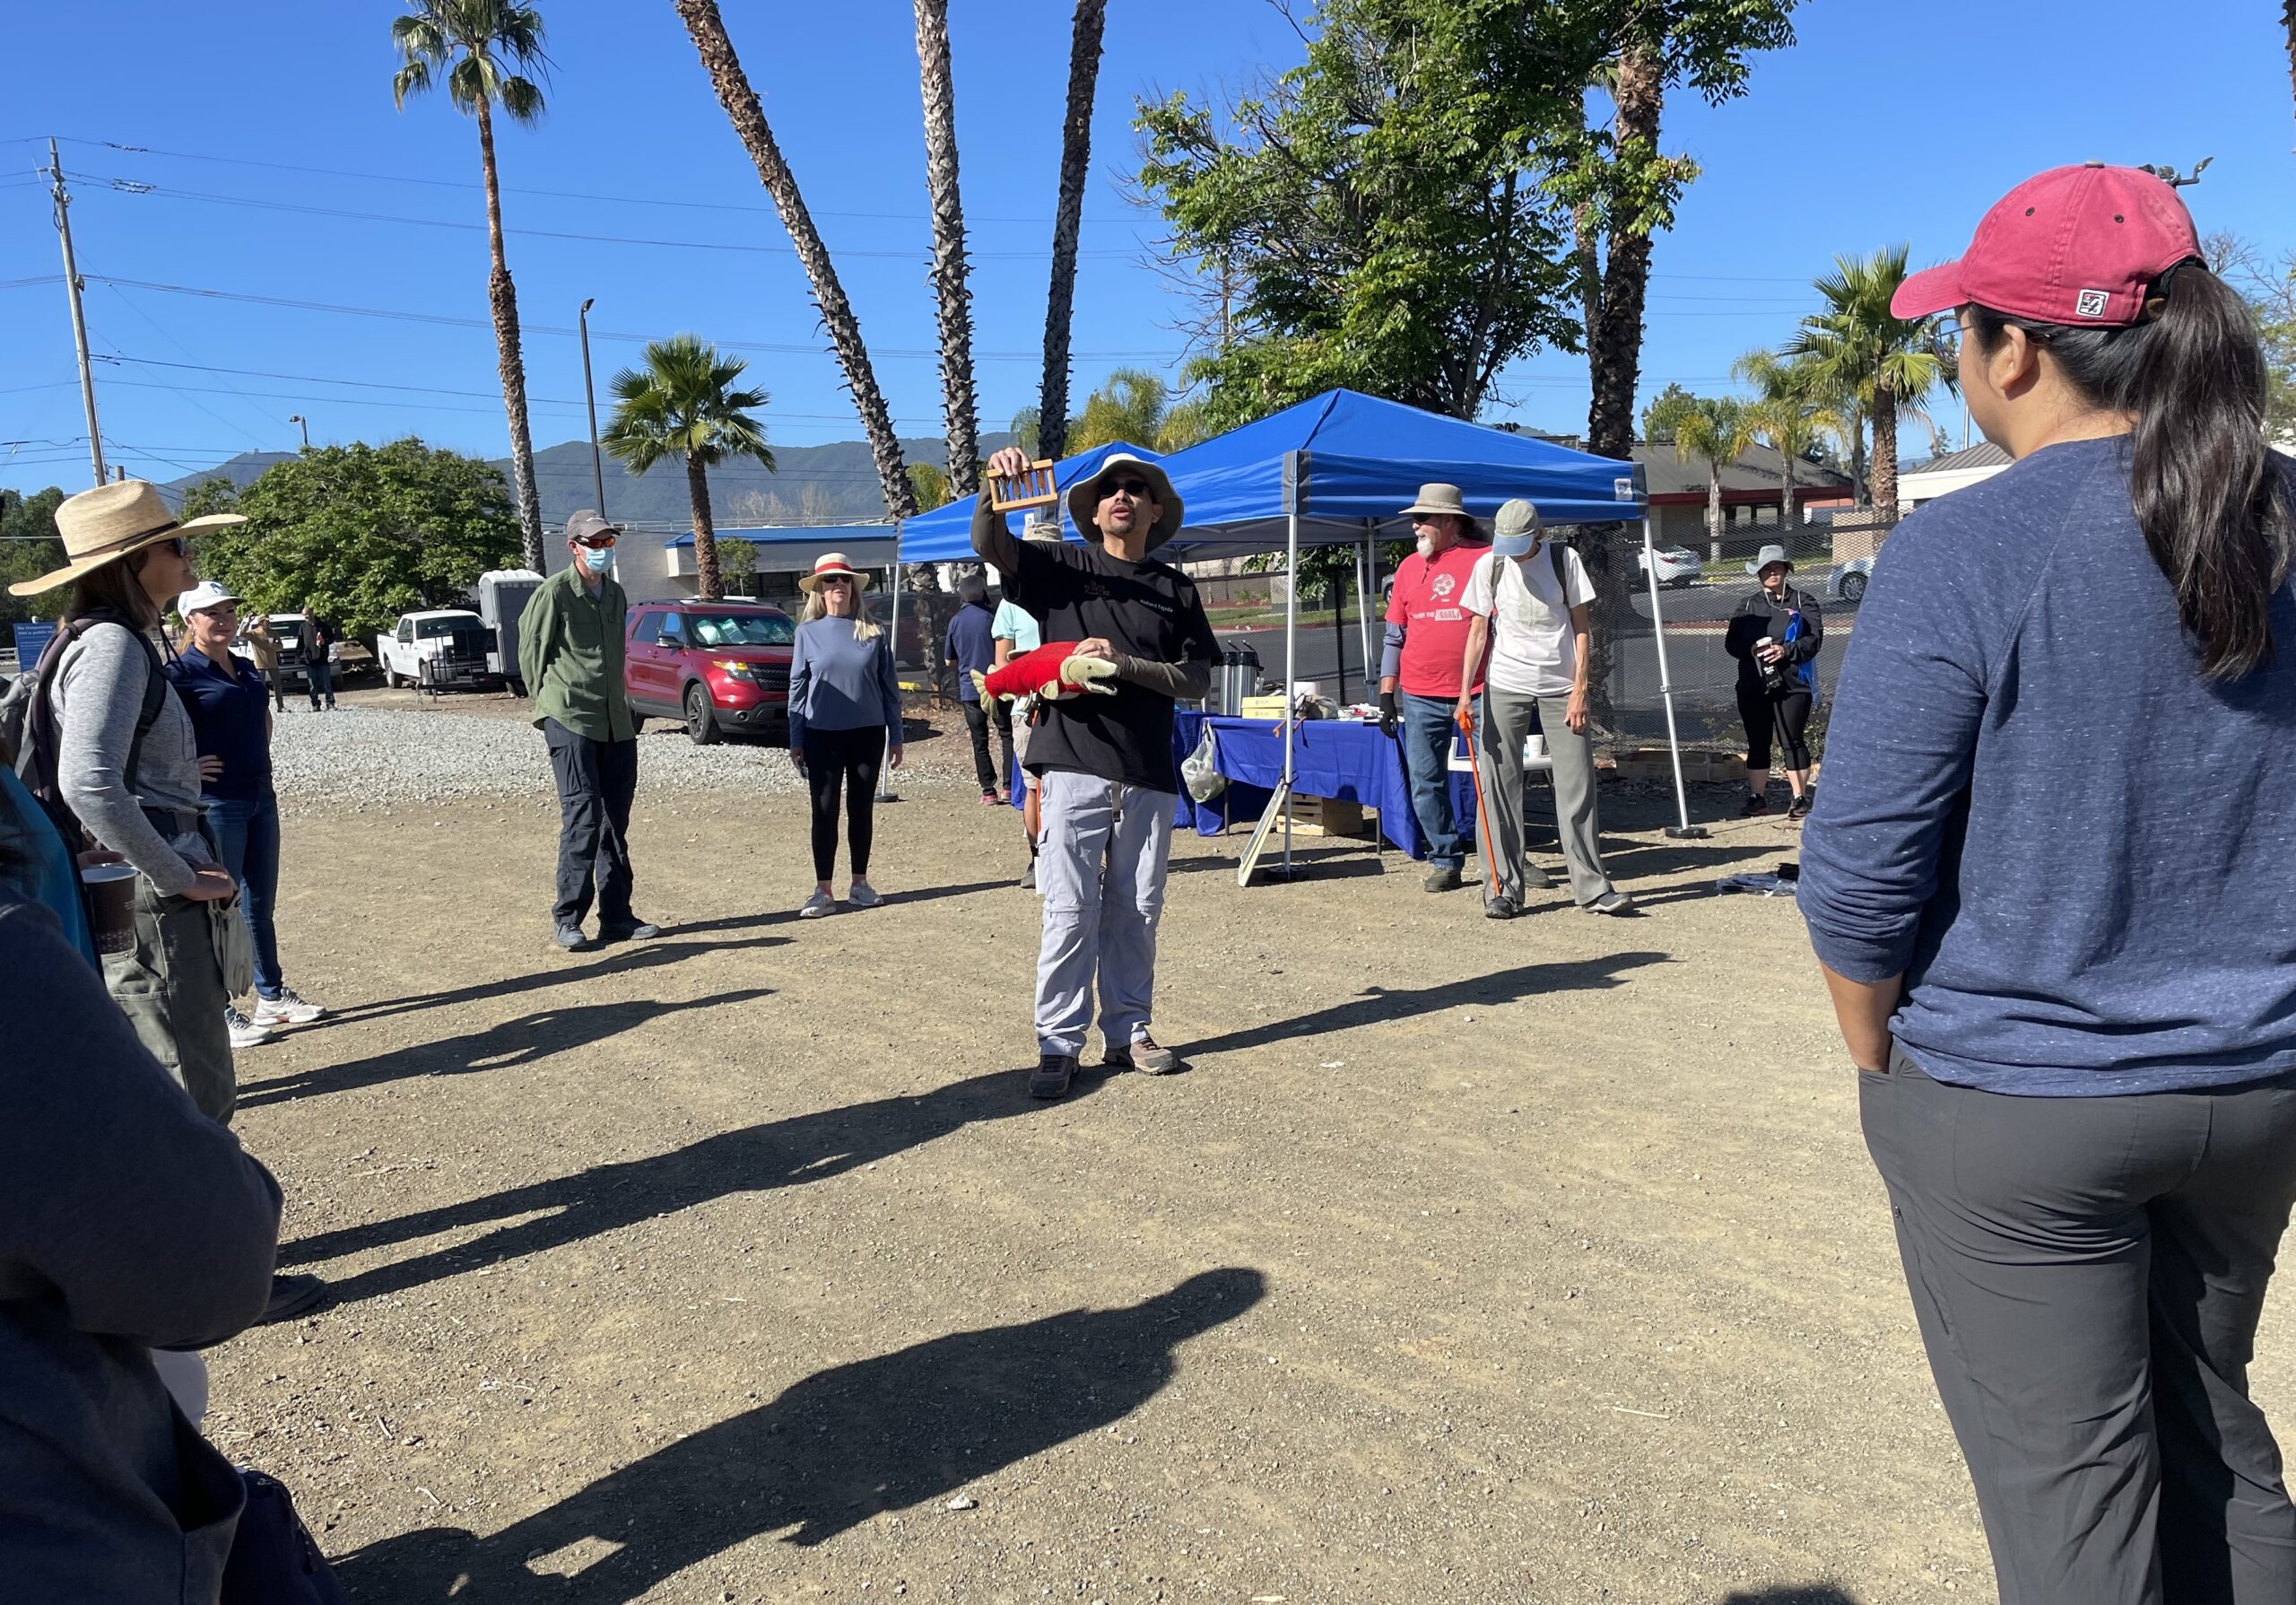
[{"xmin": 625, "ymin": 601, "xmax": 796, "ymax": 744}]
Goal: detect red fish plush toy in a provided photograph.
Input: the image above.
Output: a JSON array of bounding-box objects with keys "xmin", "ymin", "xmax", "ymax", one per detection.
[{"xmin": 973, "ymin": 641, "xmax": 1119, "ymax": 703}]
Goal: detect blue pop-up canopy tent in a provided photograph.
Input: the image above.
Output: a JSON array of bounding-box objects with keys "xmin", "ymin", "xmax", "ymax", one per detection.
[
  {"xmin": 894, "ymin": 440, "xmax": 1163, "ymax": 564},
  {"xmin": 1147, "ymin": 389, "xmax": 1700, "ymax": 859}
]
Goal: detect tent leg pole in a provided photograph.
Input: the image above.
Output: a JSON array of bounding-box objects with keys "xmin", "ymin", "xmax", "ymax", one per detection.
[
  {"xmin": 1283, "ymin": 504, "xmax": 1299, "ymax": 878},
  {"xmin": 878, "ymin": 529, "xmax": 903, "ymax": 803},
  {"xmin": 1643, "ymin": 510, "xmax": 1704, "ymax": 839}
]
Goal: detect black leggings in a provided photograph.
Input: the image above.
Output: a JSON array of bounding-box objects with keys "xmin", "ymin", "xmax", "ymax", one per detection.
[
  {"xmin": 803, "ymin": 725, "xmax": 883, "ymax": 882},
  {"xmin": 1739, "ymin": 685, "xmax": 1813, "ymax": 773}
]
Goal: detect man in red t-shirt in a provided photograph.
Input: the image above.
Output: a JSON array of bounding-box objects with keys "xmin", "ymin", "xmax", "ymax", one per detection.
[{"xmin": 1379, "ymin": 483, "xmax": 1489, "ymax": 891}]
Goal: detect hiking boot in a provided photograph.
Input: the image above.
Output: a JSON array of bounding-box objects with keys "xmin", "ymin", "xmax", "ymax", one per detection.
[
  {"xmin": 1029, "ymin": 1052, "xmax": 1078, "ymax": 1100},
  {"xmin": 1786, "ymin": 791, "xmax": 1813, "ymax": 820},
  {"xmin": 553, "ymin": 923, "xmax": 594, "ymax": 952},
  {"xmin": 1422, "ymin": 865, "xmax": 1463, "ymax": 894},
  {"xmin": 1484, "ymin": 894, "xmax": 1520, "ymax": 920},
  {"xmin": 598, "ymin": 918, "xmax": 664, "ymax": 943},
  {"xmin": 252, "ymin": 989, "xmax": 326, "ymax": 1027},
  {"xmin": 259, "ymin": 1273, "xmax": 329, "ymax": 1325},
  {"xmin": 223, "ymin": 1007, "xmax": 276, "ymax": 1049},
  {"xmin": 1739, "ymin": 793, "xmax": 1770, "ymax": 817},
  {"xmin": 799, "ymin": 889, "xmax": 837, "ymax": 920},
  {"xmin": 846, "ymin": 879, "xmax": 883, "ymax": 909},
  {"xmin": 1106, "ymin": 1035, "xmax": 1182, "ymax": 1075},
  {"xmin": 1583, "ymin": 889, "xmax": 1639, "ymax": 916}
]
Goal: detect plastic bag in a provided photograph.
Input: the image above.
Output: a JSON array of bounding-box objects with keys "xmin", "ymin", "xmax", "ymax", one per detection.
[{"xmin": 1181, "ymin": 724, "xmax": 1226, "ymax": 803}]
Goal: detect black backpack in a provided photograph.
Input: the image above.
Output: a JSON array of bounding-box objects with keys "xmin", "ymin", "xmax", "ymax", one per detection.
[{"xmin": 0, "ymin": 612, "xmax": 170, "ymax": 852}]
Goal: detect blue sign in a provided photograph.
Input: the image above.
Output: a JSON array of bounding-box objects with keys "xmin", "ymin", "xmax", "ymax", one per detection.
[{"xmin": 11, "ymin": 620, "xmax": 56, "ymax": 672}]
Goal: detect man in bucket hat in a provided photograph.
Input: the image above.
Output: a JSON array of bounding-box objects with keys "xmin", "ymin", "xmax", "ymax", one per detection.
[
  {"xmin": 1380, "ymin": 483, "xmax": 1490, "ymax": 891},
  {"xmin": 518, "ymin": 510, "xmax": 661, "ymax": 952},
  {"xmin": 975, "ymin": 447, "xmax": 1220, "ymax": 1100}
]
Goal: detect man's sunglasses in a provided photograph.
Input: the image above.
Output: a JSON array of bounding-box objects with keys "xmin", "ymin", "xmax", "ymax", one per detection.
[
  {"xmin": 1100, "ymin": 478, "xmax": 1155, "ymax": 499},
  {"xmin": 573, "ymin": 534, "xmax": 618, "ymax": 550}
]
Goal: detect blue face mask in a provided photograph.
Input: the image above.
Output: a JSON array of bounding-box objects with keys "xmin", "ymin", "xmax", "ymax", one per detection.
[{"xmin": 580, "ymin": 546, "xmax": 613, "ymax": 575}]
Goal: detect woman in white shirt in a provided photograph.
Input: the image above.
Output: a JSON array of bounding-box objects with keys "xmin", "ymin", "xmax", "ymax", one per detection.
[{"xmin": 1455, "ymin": 500, "xmax": 1633, "ymax": 919}]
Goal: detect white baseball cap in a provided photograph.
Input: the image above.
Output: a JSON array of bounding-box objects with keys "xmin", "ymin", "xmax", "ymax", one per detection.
[{"xmin": 176, "ymin": 580, "xmax": 244, "ymax": 617}]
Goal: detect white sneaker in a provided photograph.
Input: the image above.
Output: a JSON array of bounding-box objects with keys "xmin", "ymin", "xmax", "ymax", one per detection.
[
  {"xmin": 253, "ymin": 989, "xmax": 326, "ymax": 1026},
  {"xmin": 846, "ymin": 878, "xmax": 883, "ymax": 909},
  {"xmin": 224, "ymin": 1007, "xmax": 276, "ymax": 1049},
  {"xmin": 799, "ymin": 889, "xmax": 838, "ymax": 919}
]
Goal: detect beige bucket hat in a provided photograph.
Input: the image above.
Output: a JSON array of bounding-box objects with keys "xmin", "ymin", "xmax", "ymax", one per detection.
[
  {"xmin": 9, "ymin": 479, "xmax": 245, "ymax": 597},
  {"xmin": 1066, "ymin": 453, "xmax": 1184, "ymax": 551},
  {"xmin": 797, "ymin": 552, "xmax": 874, "ymax": 594},
  {"xmin": 1398, "ymin": 483, "xmax": 1470, "ymax": 519}
]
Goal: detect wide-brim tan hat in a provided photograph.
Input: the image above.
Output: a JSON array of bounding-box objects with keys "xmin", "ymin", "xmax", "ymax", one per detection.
[
  {"xmin": 797, "ymin": 552, "xmax": 874, "ymax": 594},
  {"xmin": 1066, "ymin": 453, "xmax": 1183, "ymax": 552},
  {"xmin": 1399, "ymin": 483, "xmax": 1469, "ymax": 519},
  {"xmin": 9, "ymin": 479, "xmax": 245, "ymax": 598}
]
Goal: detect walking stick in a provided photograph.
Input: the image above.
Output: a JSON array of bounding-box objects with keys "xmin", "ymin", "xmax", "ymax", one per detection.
[{"xmin": 1456, "ymin": 705, "xmax": 1503, "ymax": 894}]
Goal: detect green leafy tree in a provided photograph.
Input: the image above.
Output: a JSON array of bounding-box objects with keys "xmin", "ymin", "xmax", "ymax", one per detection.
[
  {"xmin": 1784, "ymin": 245, "xmax": 1956, "ymax": 515},
  {"xmin": 1645, "ymin": 390, "xmax": 1752, "ymax": 555},
  {"xmin": 1730, "ymin": 349, "xmax": 1838, "ymax": 532},
  {"xmin": 715, "ymin": 537, "xmax": 756, "ymax": 592},
  {"xmin": 390, "ymin": 0, "xmax": 551, "ymax": 571},
  {"xmin": 184, "ymin": 441, "xmax": 520, "ymax": 640},
  {"xmin": 906, "ymin": 462, "xmax": 952, "ymax": 512},
  {"xmin": 1135, "ymin": 0, "xmax": 1584, "ymax": 427},
  {"xmin": 0, "ymin": 488, "xmax": 70, "ymax": 628},
  {"xmin": 601, "ymin": 334, "xmax": 776, "ymax": 603}
]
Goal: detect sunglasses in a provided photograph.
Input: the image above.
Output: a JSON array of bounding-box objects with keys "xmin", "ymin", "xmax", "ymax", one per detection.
[
  {"xmin": 156, "ymin": 536, "xmax": 190, "ymax": 558},
  {"xmin": 573, "ymin": 536, "xmax": 618, "ymax": 552},
  {"xmin": 818, "ymin": 574, "xmax": 855, "ymax": 587},
  {"xmin": 1100, "ymin": 478, "xmax": 1155, "ymax": 499}
]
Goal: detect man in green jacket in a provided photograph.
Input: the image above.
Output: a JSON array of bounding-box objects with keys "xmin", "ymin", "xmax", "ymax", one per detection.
[{"xmin": 519, "ymin": 510, "xmax": 659, "ymax": 951}]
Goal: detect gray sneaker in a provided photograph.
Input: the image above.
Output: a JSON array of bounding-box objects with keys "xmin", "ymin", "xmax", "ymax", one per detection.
[
  {"xmin": 1422, "ymin": 865, "xmax": 1463, "ymax": 894},
  {"xmin": 1106, "ymin": 1035, "xmax": 1182, "ymax": 1075},
  {"xmin": 799, "ymin": 889, "xmax": 838, "ymax": 919},
  {"xmin": 846, "ymin": 878, "xmax": 883, "ymax": 909},
  {"xmin": 1582, "ymin": 889, "xmax": 1639, "ymax": 916}
]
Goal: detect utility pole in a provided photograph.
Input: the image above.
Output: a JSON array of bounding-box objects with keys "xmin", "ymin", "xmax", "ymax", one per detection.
[
  {"xmin": 289, "ymin": 414, "xmax": 309, "ymax": 451},
  {"xmin": 578, "ymin": 298, "xmax": 606, "ymax": 517},
  {"xmin": 47, "ymin": 139, "xmax": 105, "ymax": 487}
]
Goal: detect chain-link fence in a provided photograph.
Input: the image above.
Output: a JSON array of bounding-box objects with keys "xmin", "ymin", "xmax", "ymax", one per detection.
[{"xmin": 1595, "ymin": 536, "xmax": 1855, "ymax": 760}]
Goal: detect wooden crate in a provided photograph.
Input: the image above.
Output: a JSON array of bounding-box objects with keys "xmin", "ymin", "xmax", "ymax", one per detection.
[{"xmin": 1289, "ymin": 794, "xmax": 1368, "ymax": 838}]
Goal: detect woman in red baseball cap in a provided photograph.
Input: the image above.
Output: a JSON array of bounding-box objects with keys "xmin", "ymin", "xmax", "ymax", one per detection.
[{"xmin": 1799, "ymin": 163, "xmax": 2296, "ymax": 1601}]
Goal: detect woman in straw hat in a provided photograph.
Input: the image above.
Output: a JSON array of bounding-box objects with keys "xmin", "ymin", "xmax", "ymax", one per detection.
[
  {"xmin": 9, "ymin": 479, "xmax": 247, "ymax": 1120},
  {"xmin": 787, "ymin": 553, "xmax": 903, "ymax": 918},
  {"xmin": 1800, "ymin": 164, "xmax": 2296, "ymax": 1597}
]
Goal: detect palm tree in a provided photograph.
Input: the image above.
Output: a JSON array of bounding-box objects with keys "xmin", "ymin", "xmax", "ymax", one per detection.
[
  {"xmin": 911, "ymin": 0, "xmax": 978, "ymax": 496},
  {"xmin": 1785, "ymin": 245, "xmax": 1957, "ymax": 518},
  {"xmin": 672, "ymin": 0, "xmax": 917, "ymax": 525},
  {"xmin": 1731, "ymin": 349, "xmax": 1838, "ymax": 534},
  {"xmin": 1070, "ymin": 368, "xmax": 1168, "ymax": 452},
  {"xmin": 1037, "ymin": 0, "xmax": 1110, "ymax": 465},
  {"xmin": 1583, "ymin": 43, "xmax": 1661, "ymax": 462},
  {"xmin": 391, "ymin": 0, "xmax": 551, "ymax": 571},
  {"xmin": 1648, "ymin": 391, "xmax": 1754, "ymax": 558},
  {"xmin": 600, "ymin": 336, "xmax": 775, "ymax": 602}
]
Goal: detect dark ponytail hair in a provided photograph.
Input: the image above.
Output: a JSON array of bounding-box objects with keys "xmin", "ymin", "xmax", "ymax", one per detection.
[{"xmin": 1968, "ymin": 262, "xmax": 2293, "ymax": 679}]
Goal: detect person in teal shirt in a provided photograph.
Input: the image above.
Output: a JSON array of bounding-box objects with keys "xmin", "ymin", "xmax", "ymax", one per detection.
[{"xmin": 991, "ymin": 511, "xmax": 1058, "ymax": 887}]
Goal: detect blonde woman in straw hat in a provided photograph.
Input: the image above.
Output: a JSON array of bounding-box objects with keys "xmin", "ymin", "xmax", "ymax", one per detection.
[
  {"xmin": 787, "ymin": 553, "xmax": 904, "ymax": 918},
  {"xmin": 9, "ymin": 480, "xmax": 248, "ymax": 1113}
]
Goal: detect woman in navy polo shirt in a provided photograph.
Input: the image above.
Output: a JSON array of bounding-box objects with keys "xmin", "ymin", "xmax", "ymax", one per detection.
[
  {"xmin": 168, "ymin": 582, "xmax": 326, "ymax": 1045},
  {"xmin": 1800, "ymin": 166, "xmax": 2296, "ymax": 1600}
]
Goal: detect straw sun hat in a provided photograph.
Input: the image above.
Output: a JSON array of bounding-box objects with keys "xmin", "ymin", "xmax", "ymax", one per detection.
[
  {"xmin": 797, "ymin": 552, "xmax": 873, "ymax": 594},
  {"xmin": 8, "ymin": 479, "xmax": 246, "ymax": 598}
]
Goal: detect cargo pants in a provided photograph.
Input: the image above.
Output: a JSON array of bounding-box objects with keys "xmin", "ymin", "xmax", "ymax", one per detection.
[
  {"xmin": 1033, "ymin": 769, "xmax": 1174, "ymax": 1059},
  {"xmin": 107, "ymin": 876, "xmax": 236, "ymax": 1123}
]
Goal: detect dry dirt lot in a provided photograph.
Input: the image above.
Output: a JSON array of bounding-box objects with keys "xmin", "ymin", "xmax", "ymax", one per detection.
[{"xmin": 194, "ymin": 696, "xmax": 2296, "ymax": 1604}]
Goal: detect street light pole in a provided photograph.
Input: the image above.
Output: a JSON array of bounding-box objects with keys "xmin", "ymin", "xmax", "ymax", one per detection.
[
  {"xmin": 288, "ymin": 414, "xmax": 309, "ymax": 451},
  {"xmin": 578, "ymin": 298, "xmax": 606, "ymax": 517}
]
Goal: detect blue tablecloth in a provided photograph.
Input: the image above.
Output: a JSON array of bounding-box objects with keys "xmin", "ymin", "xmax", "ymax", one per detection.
[{"xmin": 1008, "ymin": 711, "xmax": 1476, "ymax": 859}]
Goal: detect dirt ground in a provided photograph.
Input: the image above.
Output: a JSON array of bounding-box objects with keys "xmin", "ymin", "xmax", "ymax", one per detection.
[{"xmin": 196, "ymin": 700, "xmax": 2296, "ymax": 1604}]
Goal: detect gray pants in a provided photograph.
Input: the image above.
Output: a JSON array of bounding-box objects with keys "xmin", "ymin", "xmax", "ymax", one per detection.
[
  {"xmin": 1863, "ymin": 1048, "xmax": 2296, "ymax": 1604},
  {"xmin": 1475, "ymin": 689, "xmax": 1614, "ymax": 907},
  {"xmin": 106, "ymin": 876, "xmax": 235, "ymax": 1124},
  {"xmin": 1034, "ymin": 769, "xmax": 1174, "ymax": 1058}
]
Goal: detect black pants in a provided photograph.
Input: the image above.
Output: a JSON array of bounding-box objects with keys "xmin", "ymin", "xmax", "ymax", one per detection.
[
  {"xmin": 1863, "ymin": 1049, "xmax": 2296, "ymax": 1604},
  {"xmin": 543, "ymin": 719, "xmax": 636, "ymax": 929},
  {"xmin": 804, "ymin": 724, "xmax": 883, "ymax": 882},
  {"xmin": 961, "ymin": 697, "xmax": 1013, "ymax": 795},
  {"xmin": 1739, "ymin": 684, "xmax": 1813, "ymax": 772}
]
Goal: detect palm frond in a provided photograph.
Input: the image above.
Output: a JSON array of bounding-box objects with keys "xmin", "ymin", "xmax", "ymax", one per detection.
[
  {"xmin": 391, "ymin": 58, "xmax": 435, "ymax": 109},
  {"xmin": 604, "ymin": 336, "xmax": 774, "ymax": 475},
  {"xmin": 497, "ymin": 74, "xmax": 545, "ymax": 125}
]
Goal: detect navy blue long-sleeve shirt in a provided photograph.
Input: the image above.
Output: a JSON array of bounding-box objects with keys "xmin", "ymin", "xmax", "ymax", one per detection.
[
  {"xmin": 1799, "ymin": 436, "xmax": 2296, "ymax": 1095},
  {"xmin": 787, "ymin": 615, "xmax": 903, "ymax": 750}
]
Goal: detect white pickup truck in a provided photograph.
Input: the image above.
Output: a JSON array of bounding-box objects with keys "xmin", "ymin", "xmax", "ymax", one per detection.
[{"xmin": 375, "ymin": 608, "xmax": 499, "ymax": 691}]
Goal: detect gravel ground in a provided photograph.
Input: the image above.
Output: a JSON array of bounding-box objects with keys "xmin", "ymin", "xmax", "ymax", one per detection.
[{"xmin": 267, "ymin": 688, "xmax": 983, "ymax": 807}]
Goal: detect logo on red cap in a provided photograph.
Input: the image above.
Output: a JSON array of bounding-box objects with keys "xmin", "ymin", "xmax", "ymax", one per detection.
[{"xmin": 2074, "ymin": 289, "xmax": 2110, "ymax": 318}]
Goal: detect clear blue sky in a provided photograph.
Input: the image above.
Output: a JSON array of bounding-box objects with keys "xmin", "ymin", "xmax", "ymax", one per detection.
[{"xmin": 3, "ymin": 0, "xmax": 2289, "ymax": 501}]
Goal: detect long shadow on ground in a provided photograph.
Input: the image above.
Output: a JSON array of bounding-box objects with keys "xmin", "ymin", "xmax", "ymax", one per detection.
[
  {"xmin": 324, "ymin": 936, "xmax": 787, "ymax": 1030},
  {"xmin": 1722, "ymin": 1587, "xmax": 1861, "ymax": 1604},
  {"xmin": 283, "ymin": 1065, "xmax": 1106, "ymax": 1307},
  {"xmin": 333, "ymin": 1268, "xmax": 1265, "ymax": 1601},
  {"xmin": 239, "ymin": 985, "xmax": 776, "ymax": 1112},
  {"xmin": 1183, "ymin": 951, "xmax": 1667, "ymax": 1061}
]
